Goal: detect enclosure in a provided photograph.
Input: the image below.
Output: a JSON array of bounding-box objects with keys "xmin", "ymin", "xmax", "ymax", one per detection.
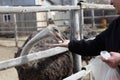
[{"xmin": 0, "ymin": 1, "xmax": 119, "ymax": 80}]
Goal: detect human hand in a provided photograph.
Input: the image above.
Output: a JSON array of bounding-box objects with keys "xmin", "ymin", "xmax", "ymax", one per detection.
[
  {"xmin": 101, "ymin": 52, "xmax": 120, "ymax": 68},
  {"xmin": 46, "ymin": 40, "xmax": 70, "ymax": 47}
]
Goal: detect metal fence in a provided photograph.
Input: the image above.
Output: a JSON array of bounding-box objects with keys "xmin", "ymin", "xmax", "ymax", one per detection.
[
  {"xmin": 0, "ymin": 2, "xmax": 118, "ymax": 80},
  {"xmin": 0, "ymin": 3, "xmax": 118, "ymax": 47}
]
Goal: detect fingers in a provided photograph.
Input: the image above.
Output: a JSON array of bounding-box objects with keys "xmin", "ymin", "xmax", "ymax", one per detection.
[
  {"xmin": 101, "ymin": 55, "xmax": 118, "ymax": 68},
  {"xmin": 45, "ymin": 43, "xmax": 61, "ymax": 47},
  {"xmin": 45, "ymin": 40, "xmax": 69, "ymax": 48}
]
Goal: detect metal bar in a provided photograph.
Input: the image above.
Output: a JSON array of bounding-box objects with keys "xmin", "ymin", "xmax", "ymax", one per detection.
[
  {"xmin": 0, "ymin": 47, "xmax": 68, "ymax": 71},
  {"xmin": 79, "ymin": 4, "xmax": 84, "ymax": 39},
  {"xmin": 71, "ymin": 0, "xmax": 82, "ymax": 72},
  {"xmin": 81, "ymin": 3, "xmax": 114, "ymax": 9},
  {"xmin": 0, "ymin": 3, "xmax": 114, "ymax": 13},
  {"xmin": 13, "ymin": 14, "xmax": 18, "ymax": 47},
  {"xmin": 63, "ymin": 65, "xmax": 91, "ymax": 80},
  {"xmin": 84, "ymin": 15, "xmax": 119, "ymax": 19},
  {"xmin": 91, "ymin": 9, "xmax": 96, "ymax": 28},
  {"xmin": 0, "ymin": 6, "xmax": 80, "ymax": 13},
  {"xmin": 63, "ymin": 70, "xmax": 86, "ymax": 80}
]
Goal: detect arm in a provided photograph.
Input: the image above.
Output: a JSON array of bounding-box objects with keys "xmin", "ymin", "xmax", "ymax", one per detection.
[
  {"xmin": 49, "ymin": 31, "xmax": 106, "ymax": 56},
  {"xmin": 49, "ymin": 29, "xmax": 108, "ymax": 56},
  {"xmin": 68, "ymin": 36, "xmax": 105, "ymax": 56},
  {"xmin": 49, "ymin": 22, "xmax": 113, "ymax": 56},
  {"xmin": 68, "ymin": 22, "xmax": 114, "ymax": 56}
]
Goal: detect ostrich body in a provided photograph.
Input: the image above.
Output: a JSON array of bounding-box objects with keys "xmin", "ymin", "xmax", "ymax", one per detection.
[{"xmin": 15, "ymin": 22, "xmax": 73, "ymax": 80}]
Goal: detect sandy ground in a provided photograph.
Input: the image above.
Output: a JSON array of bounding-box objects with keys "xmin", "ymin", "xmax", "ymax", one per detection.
[
  {"xmin": 0, "ymin": 37, "xmax": 27, "ymax": 80},
  {"xmin": 0, "ymin": 46, "xmax": 19, "ymax": 80}
]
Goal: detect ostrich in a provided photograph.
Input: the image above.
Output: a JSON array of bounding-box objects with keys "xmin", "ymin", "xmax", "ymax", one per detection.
[{"xmin": 15, "ymin": 18, "xmax": 73, "ymax": 80}]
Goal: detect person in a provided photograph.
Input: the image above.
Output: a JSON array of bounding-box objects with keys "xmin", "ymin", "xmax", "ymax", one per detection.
[{"xmin": 49, "ymin": 0, "xmax": 120, "ymax": 69}]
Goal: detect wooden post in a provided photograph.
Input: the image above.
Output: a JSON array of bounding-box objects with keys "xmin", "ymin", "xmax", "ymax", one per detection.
[{"xmin": 71, "ymin": 0, "xmax": 82, "ymax": 72}]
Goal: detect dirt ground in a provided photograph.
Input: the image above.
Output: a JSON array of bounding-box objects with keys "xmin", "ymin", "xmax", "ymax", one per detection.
[
  {"xmin": 0, "ymin": 46, "xmax": 18, "ymax": 80},
  {"xmin": 0, "ymin": 37, "xmax": 27, "ymax": 80}
]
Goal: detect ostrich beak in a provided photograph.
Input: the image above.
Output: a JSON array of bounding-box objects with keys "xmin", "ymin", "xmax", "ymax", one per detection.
[{"xmin": 54, "ymin": 31, "xmax": 65, "ymax": 42}]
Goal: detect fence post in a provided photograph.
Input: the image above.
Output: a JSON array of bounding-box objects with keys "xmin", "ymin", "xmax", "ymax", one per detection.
[
  {"xmin": 13, "ymin": 14, "xmax": 18, "ymax": 47},
  {"xmin": 91, "ymin": 9, "xmax": 96, "ymax": 29},
  {"xmin": 71, "ymin": 0, "xmax": 82, "ymax": 72},
  {"xmin": 79, "ymin": 1, "xmax": 84, "ymax": 39}
]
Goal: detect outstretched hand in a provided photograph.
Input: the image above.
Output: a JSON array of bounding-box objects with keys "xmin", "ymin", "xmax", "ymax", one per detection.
[{"xmin": 46, "ymin": 40, "xmax": 70, "ymax": 48}]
